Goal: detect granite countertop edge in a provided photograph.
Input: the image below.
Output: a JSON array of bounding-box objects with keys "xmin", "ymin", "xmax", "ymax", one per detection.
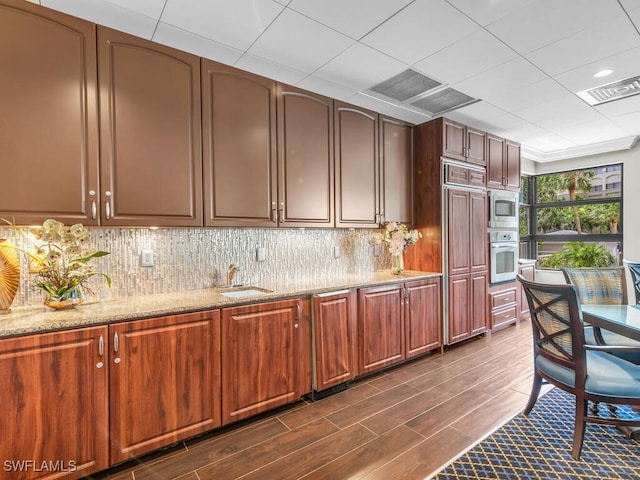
[{"xmin": 0, "ymin": 270, "xmax": 442, "ymax": 339}]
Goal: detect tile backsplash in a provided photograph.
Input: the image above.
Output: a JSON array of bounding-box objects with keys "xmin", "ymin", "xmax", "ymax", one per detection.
[{"xmin": 1, "ymin": 226, "xmax": 391, "ymax": 308}]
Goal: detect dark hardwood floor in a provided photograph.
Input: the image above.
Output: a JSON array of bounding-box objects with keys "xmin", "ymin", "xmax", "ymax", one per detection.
[{"xmin": 98, "ymin": 319, "xmax": 534, "ymax": 480}]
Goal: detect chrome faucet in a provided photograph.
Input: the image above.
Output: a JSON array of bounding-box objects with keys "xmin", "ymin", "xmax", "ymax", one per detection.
[{"xmin": 226, "ymin": 264, "xmax": 239, "ymax": 286}]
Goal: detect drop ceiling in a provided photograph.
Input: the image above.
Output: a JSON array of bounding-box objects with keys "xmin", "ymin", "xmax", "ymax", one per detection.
[{"xmin": 34, "ymin": 0, "xmax": 640, "ymax": 162}]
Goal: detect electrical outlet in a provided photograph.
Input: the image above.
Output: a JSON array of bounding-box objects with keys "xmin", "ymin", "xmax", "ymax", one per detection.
[
  {"xmin": 334, "ymin": 246, "xmax": 341, "ymax": 259},
  {"xmin": 256, "ymin": 247, "xmax": 266, "ymax": 262},
  {"xmin": 141, "ymin": 249, "xmax": 154, "ymax": 267},
  {"xmin": 373, "ymin": 245, "xmax": 381, "ymax": 257}
]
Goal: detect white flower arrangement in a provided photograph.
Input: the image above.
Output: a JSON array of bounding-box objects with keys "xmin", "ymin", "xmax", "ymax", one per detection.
[{"xmin": 373, "ymin": 221, "xmax": 422, "ymax": 256}]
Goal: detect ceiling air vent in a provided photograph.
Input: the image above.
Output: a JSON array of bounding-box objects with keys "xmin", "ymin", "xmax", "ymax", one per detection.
[
  {"xmin": 576, "ymin": 75, "xmax": 640, "ymax": 106},
  {"xmin": 409, "ymin": 87, "xmax": 478, "ymax": 116},
  {"xmin": 368, "ymin": 69, "xmax": 441, "ymax": 102}
]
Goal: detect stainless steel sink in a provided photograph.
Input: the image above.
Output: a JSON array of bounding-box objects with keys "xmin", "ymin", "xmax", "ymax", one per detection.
[{"xmin": 218, "ymin": 287, "xmax": 272, "ymax": 299}]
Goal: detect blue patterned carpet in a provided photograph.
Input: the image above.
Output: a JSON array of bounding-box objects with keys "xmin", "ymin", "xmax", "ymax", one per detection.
[{"xmin": 434, "ymin": 388, "xmax": 640, "ymax": 479}]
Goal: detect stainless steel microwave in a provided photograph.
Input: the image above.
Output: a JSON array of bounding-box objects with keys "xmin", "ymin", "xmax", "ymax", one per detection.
[{"xmin": 489, "ymin": 190, "xmax": 519, "ymax": 229}]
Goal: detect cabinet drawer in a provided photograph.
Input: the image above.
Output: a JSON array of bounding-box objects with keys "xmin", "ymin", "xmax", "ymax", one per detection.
[
  {"xmin": 490, "ymin": 288, "xmax": 517, "ymax": 309},
  {"xmin": 491, "ymin": 304, "xmax": 517, "ymax": 326},
  {"xmin": 469, "ymin": 169, "xmax": 486, "ymax": 188},
  {"xmin": 446, "ymin": 164, "xmax": 469, "ymax": 185}
]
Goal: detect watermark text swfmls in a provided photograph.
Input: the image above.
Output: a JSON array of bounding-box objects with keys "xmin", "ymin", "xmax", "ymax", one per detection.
[{"xmin": 3, "ymin": 460, "xmax": 77, "ymax": 473}]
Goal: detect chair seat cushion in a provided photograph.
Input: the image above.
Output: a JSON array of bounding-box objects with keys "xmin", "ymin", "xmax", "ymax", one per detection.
[
  {"xmin": 536, "ymin": 351, "xmax": 640, "ymax": 398},
  {"xmin": 584, "ymin": 326, "xmax": 640, "ymax": 364}
]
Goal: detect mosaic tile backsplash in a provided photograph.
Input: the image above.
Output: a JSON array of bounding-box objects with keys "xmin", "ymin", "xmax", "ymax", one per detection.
[{"xmin": 0, "ymin": 226, "xmax": 392, "ymax": 308}]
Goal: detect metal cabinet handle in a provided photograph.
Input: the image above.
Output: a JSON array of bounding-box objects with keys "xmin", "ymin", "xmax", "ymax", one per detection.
[
  {"xmin": 271, "ymin": 201, "xmax": 277, "ymax": 223},
  {"xmin": 105, "ymin": 191, "xmax": 112, "ymax": 219},
  {"xmin": 113, "ymin": 332, "xmax": 119, "ymax": 353},
  {"xmin": 91, "ymin": 201, "xmax": 97, "ymax": 220},
  {"xmin": 99, "ymin": 335, "xmax": 104, "ymax": 356},
  {"xmin": 279, "ymin": 201, "xmax": 285, "ymax": 223}
]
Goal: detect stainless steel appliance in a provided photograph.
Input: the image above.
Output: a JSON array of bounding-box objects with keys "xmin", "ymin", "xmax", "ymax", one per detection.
[
  {"xmin": 489, "ymin": 190, "xmax": 519, "ymax": 229},
  {"xmin": 490, "ymin": 231, "xmax": 518, "ymax": 283}
]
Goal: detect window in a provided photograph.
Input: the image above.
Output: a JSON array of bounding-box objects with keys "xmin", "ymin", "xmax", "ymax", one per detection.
[{"xmin": 519, "ymin": 165, "xmax": 623, "ymax": 268}]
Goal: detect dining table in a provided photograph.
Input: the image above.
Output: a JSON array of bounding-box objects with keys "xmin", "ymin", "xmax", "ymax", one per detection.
[{"xmin": 581, "ymin": 304, "xmax": 640, "ymax": 440}]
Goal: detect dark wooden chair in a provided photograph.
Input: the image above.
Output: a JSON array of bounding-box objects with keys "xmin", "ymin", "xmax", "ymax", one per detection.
[
  {"xmin": 518, "ymin": 275, "xmax": 640, "ymax": 460},
  {"xmin": 623, "ymin": 260, "xmax": 640, "ymax": 305}
]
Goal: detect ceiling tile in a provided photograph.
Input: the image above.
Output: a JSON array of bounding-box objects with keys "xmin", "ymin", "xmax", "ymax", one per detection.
[
  {"xmin": 525, "ymin": 15, "xmax": 640, "ymax": 76},
  {"xmin": 313, "ymin": 42, "xmax": 407, "ymax": 91},
  {"xmin": 288, "ymin": 0, "xmax": 413, "ymax": 39},
  {"xmin": 446, "ymin": 0, "xmax": 535, "ymax": 26},
  {"xmin": 523, "ymin": 132, "xmax": 578, "ymax": 153},
  {"xmin": 247, "ymin": 8, "xmax": 354, "ymax": 74},
  {"xmin": 553, "ymin": 119, "xmax": 629, "ymax": 144},
  {"xmin": 487, "ymin": 0, "xmax": 622, "ymax": 54},
  {"xmin": 452, "ymin": 57, "xmax": 547, "ymax": 100},
  {"xmin": 295, "ymin": 75, "xmax": 358, "ymax": 101},
  {"xmin": 42, "ymin": 0, "xmax": 158, "ymax": 38},
  {"xmin": 361, "ymin": 0, "xmax": 479, "ymax": 64},
  {"xmin": 487, "ymin": 78, "xmax": 570, "ymax": 112},
  {"xmin": 103, "ymin": 0, "xmax": 165, "ymax": 19},
  {"xmin": 619, "ymin": 0, "xmax": 640, "ymax": 10},
  {"xmin": 594, "ymin": 93, "xmax": 640, "ymax": 117},
  {"xmin": 160, "ymin": 0, "xmax": 285, "ymax": 51},
  {"xmin": 234, "ymin": 53, "xmax": 308, "ymax": 84},
  {"xmin": 553, "ymin": 46, "xmax": 640, "ymax": 92},
  {"xmin": 610, "ymin": 110, "xmax": 640, "ymax": 134},
  {"xmin": 413, "ymin": 29, "xmax": 517, "ymax": 85},
  {"xmin": 515, "ymin": 94, "xmax": 598, "ymax": 126},
  {"xmin": 153, "ymin": 23, "xmax": 243, "ymax": 65}
]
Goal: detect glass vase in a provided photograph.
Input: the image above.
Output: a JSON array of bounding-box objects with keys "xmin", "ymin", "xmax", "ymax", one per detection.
[
  {"xmin": 44, "ymin": 289, "xmax": 84, "ymax": 310},
  {"xmin": 392, "ymin": 253, "xmax": 404, "ymax": 275}
]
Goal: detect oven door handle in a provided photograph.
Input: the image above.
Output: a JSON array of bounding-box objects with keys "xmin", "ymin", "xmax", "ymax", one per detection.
[{"xmin": 491, "ymin": 243, "xmax": 517, "ymax": 249}]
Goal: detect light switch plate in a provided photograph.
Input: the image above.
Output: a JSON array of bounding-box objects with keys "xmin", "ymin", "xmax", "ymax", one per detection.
[
  {"xmin": 141, "ymin": 249, "xmax": 154, "ymax": 267},
  {"xmin": 373, "ymin": 245, "xmax": 381, "ymax": 257},
  {"xmin": 334, "ymin": 246, "xmax": 341, "ymax": 259},
  {"xmin": 256, "ymin": 247, "xmax": 266, "ymax": 262}
]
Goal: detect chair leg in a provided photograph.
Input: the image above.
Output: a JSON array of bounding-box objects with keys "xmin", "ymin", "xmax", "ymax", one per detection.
[
  {"xmin": 524, "ymin": 372, "xmax": 543, "ymax": 416},
  {"xmin": 572, "ymin": 396, "xmax": 587, "ymax": 460}
]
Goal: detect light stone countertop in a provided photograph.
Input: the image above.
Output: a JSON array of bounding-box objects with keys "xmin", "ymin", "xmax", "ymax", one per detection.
[{"xmin": 0, "ymin": 270, "xmax": 441, "ymax": 339}]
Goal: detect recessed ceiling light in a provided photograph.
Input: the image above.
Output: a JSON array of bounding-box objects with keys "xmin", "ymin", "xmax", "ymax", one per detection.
[{"xmin": 594, "ymin": 69, "xmax": 613, "ymax": 78}]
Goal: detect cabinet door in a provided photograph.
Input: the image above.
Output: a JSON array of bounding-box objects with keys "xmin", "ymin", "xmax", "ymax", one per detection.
[
  {"xmin": 466, "ymin": 127, "xmax": 486, "ymax": 166},
  {"xmin": 0, "ymin": 326, "xmax": 109, "ymax": 479},
  {"xmin": 447, "ymin": 189, "xmax": 470, "ymax": 275},
  {"xmin": 470, "ymin": 191, "xmax": 488, "ymax": 272},
  {"xmin": 448, "ymin": 274, "xmax": 470, "ymax": 344},
  {"xmin": 221, "ymin": 299, "xmax": 303, "ymax": 424},
  {"xmin": 486, "ymin": 134, "xmax": 505, "ymax": 190},
  {"xmin": 380, "ymin": 116, "xmax": 414, "ymax": 225},
  {"xmin": 278, "ymin": 85, "xmax": 334, "ymax": 227},
  {"xmin": 109, "ymin": 311, "xmax": 221, "ymax": 464},
  {"xmin": 505, "ymin": 140, "xmax": 521, "ymax": 191},
  {"xmin": 358, "ymin": 284, "xmax": 404, "ymax": 374},
  {"xmin": 470, "ymin": 272, "xmax": 489, "ymax": 334},
  {"xmin": 442, "ymin": 118, "xmax": 466, "ymax": 161},
  {"xmin": 0, "ymin": 1, "xmax": 99, "ymax": 225},
  {"xmin": 312, "ymin": 291, "xmax": 356, "ymax": 391},
  {"xmin": 202, "ymin": 60, "xmax": 277, "ymax": 227},
  {"xmin": 405, "ymin": 278, "xmax": 442, "ymax": 357},
  {"xmin": 98, "ymin": 26, "xmax": 202, "ymax": 226},
  {"xmin": 335, "ymin": 101, "xmax": 379, "ymax": 228}
]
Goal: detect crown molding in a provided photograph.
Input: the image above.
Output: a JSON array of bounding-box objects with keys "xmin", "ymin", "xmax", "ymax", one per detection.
[{"xmin": 522, "ymin": 136, "xmax": 639, "ymax": 163}]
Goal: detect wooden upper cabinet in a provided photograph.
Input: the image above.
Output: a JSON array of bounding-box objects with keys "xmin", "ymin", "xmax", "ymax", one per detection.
[
  {"xmin": 487, "ymin": 134, "xmax": 521, "ymax": 191},
  {"xmin": 109, "ymin": 310, "xmax": 221, "ymax": 464},
  {"xmin": 202, "ymin": 60, "xmax": 277, "ymax": 227},
  {"xmin": 0, "ymin": 326, "xmax": 109, "ymax": 479},
  {"xmin": 277, "ymin": 84, "xmax": 334, "ymax": 227},
  {"xmin": 335, "ymin": 101, "xmax": 379, "ymax": 228},
  {"xmin": 505, "ymin": 139, "xmax": 521, "ymax": 191},
  {"xmin": 380, "ymin": 116, "xmax": 414, "ymax": 225},
  {"xmin": 442, "ymin": 118, "xmax": 485, "ymax": 166},
  {"xmin": 0, "ymin": 0, "xmax": 100, "ymax": 225},
  {"xmin": 97, "ymin": 26, "xmax": 202, "ymax": 226}
]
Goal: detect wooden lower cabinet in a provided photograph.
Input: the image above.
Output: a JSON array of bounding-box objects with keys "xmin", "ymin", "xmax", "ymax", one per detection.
[
  {"xmin": 358, "ymin": 278, "xmax": 441, "ymax": 375},
  {"xmin": 488, "ymin": 284, "xmax": 518, "ymax": 331},
  {"xmin": 109, "ymin": 310, "xmax": 221, "ymax": 464},
  {"xmin": 221, "ymin": 298, "xmax": 311, "ymax": 424},
  {"xmin": 312, "ymin": 290, "xmax": 357, "ymax": 393},
  {"xmin": 0, "ymin": 326, "xmax": 109, "ymax": 479},
  {"xmin": 448, "ymin": 272, "xmax": 488, "ymax": 344}
]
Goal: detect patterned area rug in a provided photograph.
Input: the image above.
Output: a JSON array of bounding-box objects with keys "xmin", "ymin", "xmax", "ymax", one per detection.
[{"xmin": 434, "ymin": 388, "xmax": 640, "ymax": 479}]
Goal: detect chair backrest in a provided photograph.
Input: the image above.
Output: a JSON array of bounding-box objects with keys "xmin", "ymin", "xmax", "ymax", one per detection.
[
  {"xmin": 623, "ymin": 260, "xmax": 640, "ymax": 305},
  {"xmin": 561, "ymin": 267, "xmax": 627, "ymax": 305},
  {"xmin": 518, "ymin": 274, "xmax": 586, "ymax": 375}
]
